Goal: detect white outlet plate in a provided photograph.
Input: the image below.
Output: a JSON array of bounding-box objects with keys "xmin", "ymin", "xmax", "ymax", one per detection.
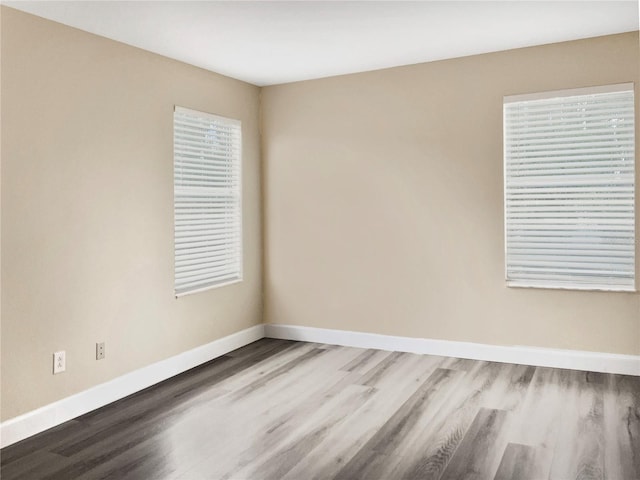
[
  {"xmin": 96, "ymin": 342, "xmax": 105, "ymax": 360},
  {"xmin": 53, "ymin": 351, "xmax": 65, "ymax": 374}
]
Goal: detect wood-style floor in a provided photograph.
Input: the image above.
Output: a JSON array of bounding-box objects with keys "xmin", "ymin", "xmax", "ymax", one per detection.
[{"xmin": 1, "ymin": 338, "xmax": 639, "ymax": 480}]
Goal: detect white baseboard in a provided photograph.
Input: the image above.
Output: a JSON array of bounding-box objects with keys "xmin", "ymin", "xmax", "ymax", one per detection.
[
  {"xmin": 3, "ymin": 322, "xmax": 638, "ymax": 448},
  {"xmin": 264, "ymin": 324, "xmax": 640, "ymax": 377},
  {"xmin": 0, "ymin": 324, "xmax": 265, "ymax": 448}
]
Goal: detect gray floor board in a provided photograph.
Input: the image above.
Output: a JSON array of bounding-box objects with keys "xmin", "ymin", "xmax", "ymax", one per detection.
[
  {"xmin": 438, "ymin": 407, "xmax": 510, "ymax": 480},
  {"xmin": 492, "ymin": 443, "xmax": 536, "ymax": 480}
]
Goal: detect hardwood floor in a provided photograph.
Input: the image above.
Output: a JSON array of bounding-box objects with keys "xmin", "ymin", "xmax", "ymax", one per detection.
[{"xmin": 1, "ymin": 338, "xmax": 639, "ymax": 479}]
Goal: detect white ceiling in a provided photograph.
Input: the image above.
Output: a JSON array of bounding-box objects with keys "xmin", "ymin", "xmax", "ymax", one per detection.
[{"xmin": 5, "ymin": 1, "xmax": 639, "ymax": 86}]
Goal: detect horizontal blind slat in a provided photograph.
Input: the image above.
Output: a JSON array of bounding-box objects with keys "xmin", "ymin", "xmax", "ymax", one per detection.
[
  {"xmin": 505, "ymin": 125, "xmax": 634, "ymax": 139},
  {"xmin": 506, "ymin": 153, "xmax": 634, "ymax": 164},
  {"xmin": 175, "ymin": 137, "xmax": 240, "ymax": 153},
  {"xmin": 508, "ymin": 248, "xmax": 633, "ymax": 257}
]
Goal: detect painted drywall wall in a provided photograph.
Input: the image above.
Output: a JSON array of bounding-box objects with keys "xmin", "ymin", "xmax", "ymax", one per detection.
[
  {"xmin": 262, "ymin": 32, "xmax": 640, "ymax": 356},
  {"xmin": 0, "ymin": 7, "xmax": 262, "ymax": 420}
]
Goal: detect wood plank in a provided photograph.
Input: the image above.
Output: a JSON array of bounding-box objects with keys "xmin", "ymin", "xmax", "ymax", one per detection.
[
  {"xmin": 0, "ymin": 450, "xmax": 72, "ymax": 480},
  {"xmin": 493, "ymin": 443, "xmax": 536, "ymax": 480},
  {"xmin": 225, "ymin": 338, "xmax": 293, "ymax": 358},
  {"xmin": 506, "ymin": 366, "xmax": 575, "ymax": 479},
  {"xmin": 394, "ymin": 361, "xmax": 506, "ymax": 479},
  {"xmin": 332, "ymin": 368, "xmax": 464, "ymax": 480},
  {"xmin": 339, "ymin": 348, "xmax": 393, "ymax": 374},
  {"xmin": 480, "ymin": 363, "xmax": 536, "ymax": 412},
  {"xmin": 548, "ymin": 370, "xmax": 605, "ymax": 480},
  {"xmin": 440, "ymin": 356, "xmax": 479, "ymax": 371},
  {"xmin": 0, "ymin": 420, "xmax": 86, "ymax": 468},
  {"xmin": 439, "ymin": 407, "xmax": 510, "ymax": 480},
  {"xmin": 603, "ymin": 373, "xmax": 640, "ymax": 480},
  {"xmin": 174, "ymin": 346, "xmax": 367, "ymax": 479},
  {"xmin": 282, "ymin": 352, "xmax": 445, "ymax": 480},
  {"xmin": 226, "ymin": 384, "xmax": 377, "ymax": 480}
]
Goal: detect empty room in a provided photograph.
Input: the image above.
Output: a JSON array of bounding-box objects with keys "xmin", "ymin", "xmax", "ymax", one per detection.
[{"xmin": 1, "ymin": 1, "xmax": 639, "ymax": 479}]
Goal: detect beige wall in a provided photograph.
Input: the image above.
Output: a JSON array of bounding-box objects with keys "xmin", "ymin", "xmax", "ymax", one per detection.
[
  {"xmin": 262, "ymin": 32, "xmax": 640, "ymax": 356},
  {"xmin": 1, "ymin": 8, "xmax": 262, "ymax": 420}
]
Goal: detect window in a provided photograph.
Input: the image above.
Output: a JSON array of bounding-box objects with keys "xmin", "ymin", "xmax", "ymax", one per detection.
[
  {"xmin": 173, "ymin": 106, "xmax": 242, "ymax": 296},
  {"xmin": 504, "ymin": 84, "xmax": 635, "ymax": 291}
]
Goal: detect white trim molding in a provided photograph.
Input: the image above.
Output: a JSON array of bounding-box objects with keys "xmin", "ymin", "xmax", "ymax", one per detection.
[
  {"xmin": 0, "ymin": 324, "xmax": 264, "ymax": 448},
  {"xmin": 3, "ymin": 322, "xmax": 638, "ymax": 449},
  {"xmin": 264, "ymin": 324, "xmax": 640, "ymax": 377}
]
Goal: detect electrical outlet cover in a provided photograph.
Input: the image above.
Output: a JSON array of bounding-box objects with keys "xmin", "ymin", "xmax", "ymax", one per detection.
[
  {"xmin": 53, "ymin": 351, "xmax": 66, "ymax": 374},
  {"xmin": 96, "ymin": 342, "xmax": 105, "ymax": 360}
]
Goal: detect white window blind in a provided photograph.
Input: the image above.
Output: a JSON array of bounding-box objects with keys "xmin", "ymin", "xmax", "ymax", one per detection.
[
  {"xmin": 174, "ymin": 106, "xmax": 242, "ymax": 296},
  {"xmin": 504, "ymin": 83, "xmax": 635, "ymax": 291}
]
